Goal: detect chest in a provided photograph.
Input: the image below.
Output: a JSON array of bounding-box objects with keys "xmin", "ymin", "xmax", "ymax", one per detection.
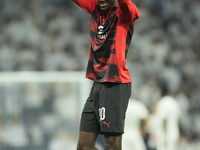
[{"xmin": 90, "ymin": 7, "xmax": 119, "ymax": 40}]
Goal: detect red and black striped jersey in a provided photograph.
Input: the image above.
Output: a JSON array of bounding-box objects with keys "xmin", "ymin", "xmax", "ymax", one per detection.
[{"xmin": 72, "ymin": 0, "xmax": 140, "ymax": 83}]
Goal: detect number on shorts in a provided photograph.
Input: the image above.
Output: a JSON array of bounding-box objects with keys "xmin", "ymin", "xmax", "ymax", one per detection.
[{"xmin": 99, "ymin": 107, "xmax": 105, "ymax": 121}]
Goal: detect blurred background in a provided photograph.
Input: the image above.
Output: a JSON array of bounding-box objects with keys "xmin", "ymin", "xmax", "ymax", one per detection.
[{"xmin": 0, "ymin": 0, "xmax": 199, "ymax": 149}]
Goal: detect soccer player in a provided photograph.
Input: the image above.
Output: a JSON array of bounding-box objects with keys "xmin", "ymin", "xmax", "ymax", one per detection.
[
  {"xmin": 122, "ymin": 98, "xmax": 149, "ymax": 150},
  {"xmin": 156, "ymin": 80, "xmax": 181, "ymax": 150},
  {"xmin": 70, "ymin": 0, "xmax": 140, "ymax": 149}
]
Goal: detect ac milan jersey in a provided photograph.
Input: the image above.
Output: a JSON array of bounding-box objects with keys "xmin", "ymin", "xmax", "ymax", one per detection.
[{"xmin": 72, "ymin": 0, "xmax": 140, "ymax": 83}]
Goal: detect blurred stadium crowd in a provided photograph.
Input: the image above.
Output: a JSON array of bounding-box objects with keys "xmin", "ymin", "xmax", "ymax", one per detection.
[
  {"xmin": 0, "ymin": 0, "xmax": 200, "ymax": 150},
  {"xmin": 0, "ymin": 82, "xmax": 79, "ymax": 150}
]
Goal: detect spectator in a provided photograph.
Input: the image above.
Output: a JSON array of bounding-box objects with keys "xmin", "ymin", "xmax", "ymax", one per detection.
[
  {"xmin": 47, "ymin": 129, "xmax": 76, "ymax": 150},
  {"xmin": 5, "ymin": 116, "xmax": 29, "ymax": 150}
]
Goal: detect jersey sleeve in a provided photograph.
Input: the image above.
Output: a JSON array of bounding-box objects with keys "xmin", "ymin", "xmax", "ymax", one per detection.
[
  {"xmin": 71, "ymin": 0, "xmax": 98, "ymax": 14},
  {"xmin": 117, "ymin": 0, "xmax": 140, "ymax": 23}
]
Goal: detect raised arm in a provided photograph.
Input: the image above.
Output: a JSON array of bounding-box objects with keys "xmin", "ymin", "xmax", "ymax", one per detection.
[
  {"xmin": 71, "ymin": 0, "xmax": 98, "ymax": 14},
  {"xmin": 117, "ymin": 0, "xmax": 140, "ymax": 23}
]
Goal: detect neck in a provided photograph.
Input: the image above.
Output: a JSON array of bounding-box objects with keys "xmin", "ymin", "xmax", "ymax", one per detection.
[
  {"xmin": 110, "ymin": 0, "xmax": 118, "ymax": 7},
  {"xmin": 113, "ymin": 1, "xmax": 118, "ymax": 6}
]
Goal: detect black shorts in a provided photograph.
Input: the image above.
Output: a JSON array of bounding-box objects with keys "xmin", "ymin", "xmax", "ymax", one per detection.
[{"xmin": 80, "ymin": 82, "xmax": 131, "ymax": 134}]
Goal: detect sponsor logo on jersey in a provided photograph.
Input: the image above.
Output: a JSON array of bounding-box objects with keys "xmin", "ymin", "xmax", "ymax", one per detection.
[{"xmin": 97, "ymin": 25, "xmax": 107, "ymax": 40}]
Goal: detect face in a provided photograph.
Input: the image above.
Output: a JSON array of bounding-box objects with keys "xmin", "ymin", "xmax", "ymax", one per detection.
[{"xmin": 98, "ymin": 0, "xmax": 116, "ymax": 11}]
